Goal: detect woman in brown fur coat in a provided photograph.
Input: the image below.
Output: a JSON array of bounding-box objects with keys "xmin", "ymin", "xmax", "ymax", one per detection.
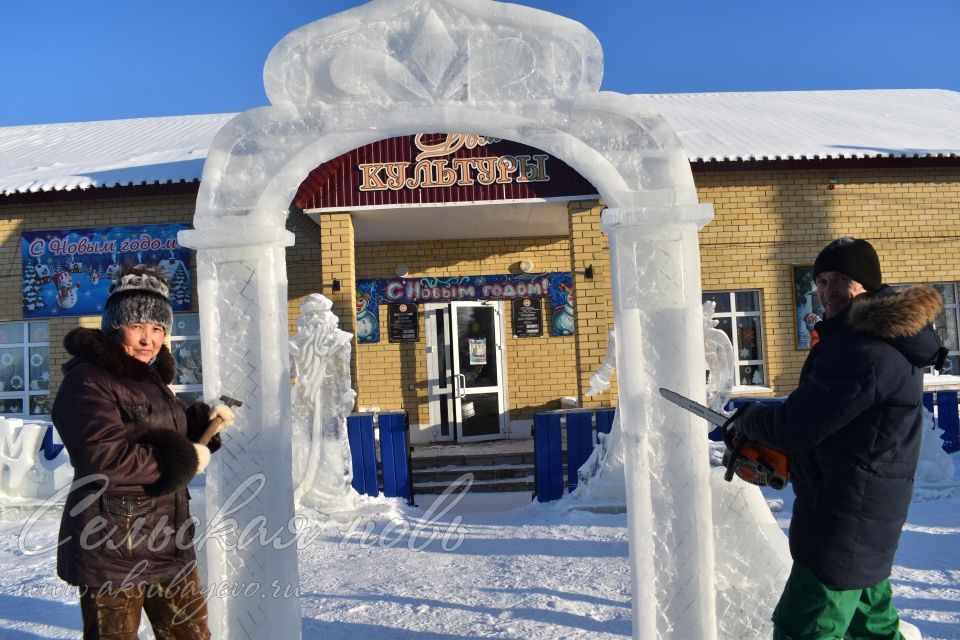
[{"xmin": 52, "ymin": 266, "xmax": 233, "ymax": 640}]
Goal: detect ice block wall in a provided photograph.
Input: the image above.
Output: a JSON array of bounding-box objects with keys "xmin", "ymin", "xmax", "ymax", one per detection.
[{"xmin": 603, "ymin": 205, "xmax": 718, "ymax": 640}]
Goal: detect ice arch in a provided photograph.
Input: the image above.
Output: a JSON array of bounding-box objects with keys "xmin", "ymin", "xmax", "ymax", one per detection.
[{"xmin": 179, "ymin": 1, "xmax": 716, "ymax": 638}]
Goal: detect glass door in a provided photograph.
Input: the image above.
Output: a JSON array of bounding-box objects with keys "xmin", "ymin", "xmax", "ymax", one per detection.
[
  {"xmin": 425, "ymin": 304, "xmax": 455, "ymax": 442},
  {"xmin": 449, "ymin": 301, "xmax": 507, "ymax": 441}
]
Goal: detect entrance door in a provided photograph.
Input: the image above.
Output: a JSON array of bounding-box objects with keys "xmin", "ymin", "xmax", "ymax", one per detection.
[{"xmin": 425, "ymin": 301, "xmax": 508, "ymax": 442}]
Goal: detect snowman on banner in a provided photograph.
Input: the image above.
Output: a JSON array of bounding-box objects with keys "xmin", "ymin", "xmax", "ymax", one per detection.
[
  {"xmin": 356, "ymin": 290, "xmax": 378, "ymax": 342},
  {"xmin": 53, "ymin": 270, "xmax": 79, "ymax": 310}
]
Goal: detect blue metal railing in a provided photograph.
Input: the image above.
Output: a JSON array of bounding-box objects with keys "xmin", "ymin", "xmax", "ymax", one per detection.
[
  {"xmin": 347, "ymin": 411, "xmax": 414, "ymax": 504},
  {"xmin": 533, "ymin": 408, "xmax": 616, "ymax": 502},
  {"xmin": 533, "ymin": 390, "xmax": 959, "ymax": 502}
]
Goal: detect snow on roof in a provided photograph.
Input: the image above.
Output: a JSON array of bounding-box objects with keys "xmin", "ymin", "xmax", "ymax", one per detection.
[
  {"xmin": 0, "ymin": 113, "xmax": 234, "ymax": 196},
  {"xmin": 1, "ymin": 90, "xmax": 958, "ymax": 196},
  {"xmin": 641, "ymin": 89, "xmax": 960, "ymax": 163}
]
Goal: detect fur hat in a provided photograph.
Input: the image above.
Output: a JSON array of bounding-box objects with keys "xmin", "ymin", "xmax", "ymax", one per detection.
[
  {"xmin": 101, "ymin": 265, "xmax": 173, "ymax": 334},
  {"xmin": 813, "ymin": 237, "xmax": 882, "ymax": 291}
]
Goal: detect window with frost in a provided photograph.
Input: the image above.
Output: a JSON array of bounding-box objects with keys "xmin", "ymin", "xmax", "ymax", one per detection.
[
  {"xmin": 892, "ymin": 283, "xmax": 958, "ymax": 375},
  {"xmin": 0, "ymin": 321, "xmax": 51, "ymax": 417},
  {"xmin": 168, "ymin": 314, "xmax": 203, "ymax": 404},
  {"xmin": 702, "ymin": 290, "xmax": 766, "ymax": 387}
]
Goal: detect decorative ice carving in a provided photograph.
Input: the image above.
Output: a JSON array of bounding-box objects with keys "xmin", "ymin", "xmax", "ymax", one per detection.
[
  {"xmin": 0, "ymin": 419, "xmax": 72, "ymax": 501},
  {"xmin": 573, "ymin": 329, "xmax": 625, "ymax": 503},
  {"xmin": 290, "ymin": 294, "xmax": 359, "ymax": 508},
  {"xmin": 178, "ymin": 1, "xmax": 714, "ymax": 638},
  {"xmin": 917, "ymin": 407, "xmax": 956, "ymax": 484},
  {"xmin": 571, "ymin": 306, "xmax": 791, "ymax": 639},
  {"xmin": 703, "ymin": 300, "xmax": 736, "ymax": 412}
]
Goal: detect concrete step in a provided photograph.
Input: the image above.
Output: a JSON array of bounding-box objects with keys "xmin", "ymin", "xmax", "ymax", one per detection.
[{"xmin": 414, "ymin": 475, "xmax": 536, "ymax": 495}]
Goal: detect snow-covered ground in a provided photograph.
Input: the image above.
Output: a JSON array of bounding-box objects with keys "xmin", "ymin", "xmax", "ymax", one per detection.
[{"xmin": 1, "ymin": 457, "xmax": 958, "ymax": 639}]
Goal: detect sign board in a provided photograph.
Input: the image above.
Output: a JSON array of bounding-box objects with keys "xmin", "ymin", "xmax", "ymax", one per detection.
[
  {"xmin": 21, "ymin": 223, "xmax": 191, "ymax": 319},
  {"xmin": 294, "ymin": 133, "xmax": 598, "ymax": 211},
  {"xmin": 512, "ymin": 297, "xmax": 543, "ymax": 337},
  {"xmin": 388, "ymin": 303, "xmax": 419, "ymax": 343}
]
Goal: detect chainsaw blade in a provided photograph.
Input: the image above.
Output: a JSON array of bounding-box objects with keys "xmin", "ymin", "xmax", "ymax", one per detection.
[{"xmin": 658, "ymin": 387, "xmax": 730, "ymax": 428}]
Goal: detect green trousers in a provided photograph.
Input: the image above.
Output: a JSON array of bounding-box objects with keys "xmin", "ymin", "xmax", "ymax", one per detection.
[{"xmin": 772, "ymin": 564, "xmax": 904, "ymax": 640}]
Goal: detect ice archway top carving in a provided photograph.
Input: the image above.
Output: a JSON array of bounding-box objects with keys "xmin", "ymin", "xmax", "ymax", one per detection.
[{"xmin": 179, "ymin": 1, "xmax": 715, "ymax": 639}]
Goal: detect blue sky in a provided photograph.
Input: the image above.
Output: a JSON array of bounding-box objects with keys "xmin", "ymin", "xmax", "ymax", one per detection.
[{"xmin": 2, "ymin": 0, "xmax": 957, "ymax": 126}]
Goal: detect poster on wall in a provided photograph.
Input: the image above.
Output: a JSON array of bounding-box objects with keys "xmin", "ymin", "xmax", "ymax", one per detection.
[
  {"xmin": 511, "ymin": 297, "xmax": 543, "ymax": 337},
  {"xmin": 388, "ymin": 303, "xmax": 419, "ymax": 342},
  {"xmin": 355, "ymin": 281, "xmax": 381, "ymax": 344},
  {"xmin": 792, "ymin": 265, "xmax": 824, "ymax": 349},
  {"xmin": 548, "ymin": 274, "xmax": 575, "ymax": 336},
  {"xmin": 21, "ymin": 223, "xmax": 192, "ymax": 319},
  {"xmin": 355, "ymin": 272, "xmax": 576, "ymax": 343}
]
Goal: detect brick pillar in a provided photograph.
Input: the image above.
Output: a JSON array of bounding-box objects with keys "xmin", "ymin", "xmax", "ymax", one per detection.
[
  {"xmin": 568, "ymin": 200, "xmax": 617, "ymax": 408},
  {"xmin": 318, "ymin": 212, "xmax": 359, "ymax": 400}
]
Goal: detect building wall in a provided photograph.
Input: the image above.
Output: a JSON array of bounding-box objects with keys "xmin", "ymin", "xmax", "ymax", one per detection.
[
  {"xmin": 0, "ymin": 190, "xmax": 199, "ymax": 403},
  {"xmin": 568, "ymin": 200, "xmax": 618, "ymax": 408},
  {"xmin": 696, "ymin": 164, "xmax": 960, "ymax": 392},
  {"xmin": 2, "ymin": 160, "xmax": 957, "ymax": 428},
  {"xmin": 353, "ymin": 233, "xmax": 579, "ymax": 440}
]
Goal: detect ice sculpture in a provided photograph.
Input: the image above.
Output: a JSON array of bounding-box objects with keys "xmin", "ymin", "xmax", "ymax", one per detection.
[
  {"xmin": 573, "ymin": 329, "xmax": 625, "ymax": 504},
  {"xmin": 0, "ymin": 419, "xmax": 72, "ymax": 501},
  {"xmin": 176, "ymin": 0, "xmax": 721, "ymax": 637},
  {"xmin": 573, "ymin": 318, "xmax": 791, "ymax": 638},
  {"xmin": 917, "ymin": 407, "xmax": 956, "ymax": 483},
  {"xmin": 704, "ymin": 300, "xmax": 736, "ymax": 412},
  {"xmin": 290, "ymin": 294, "xmax": 359, "ymax": 508}
]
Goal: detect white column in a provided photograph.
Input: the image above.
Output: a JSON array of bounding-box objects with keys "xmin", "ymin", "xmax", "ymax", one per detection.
[
  {"xmin": 179, "ymin": 226, "xmax": 301, "ymax": 640},
  {"xmin": 601, "ymin": 205, "xmax": 718, "ymax": 640}
]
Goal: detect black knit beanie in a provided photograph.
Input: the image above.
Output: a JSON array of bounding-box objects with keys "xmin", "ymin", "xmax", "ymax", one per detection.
[
  {"xmin": 101, "ymin": 266, "xmax": 173, "ymax": 334},
  {"xmin": 812, "ymin": 237, "xmax": 882, "ymax": 291}
]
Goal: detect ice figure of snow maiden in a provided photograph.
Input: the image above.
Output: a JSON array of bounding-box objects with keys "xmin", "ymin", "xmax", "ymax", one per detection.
[{"xmin": 290, "ymin": 293, "xmax": 359, "ymax": 507}]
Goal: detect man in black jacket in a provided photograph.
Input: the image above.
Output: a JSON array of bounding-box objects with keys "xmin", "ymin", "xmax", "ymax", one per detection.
[{"xmin": 729, "ymin": 237, "xmax": 945, "ymax": 639}]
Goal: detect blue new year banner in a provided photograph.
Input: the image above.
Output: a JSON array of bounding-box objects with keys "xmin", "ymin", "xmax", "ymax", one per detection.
[
  {"xmin": 21, "ymin": 223, "xmax": 192, "ymax": 318},
  {"xmin": 355, "ymin": 272, "xmax": 575, "ymax": 343}
]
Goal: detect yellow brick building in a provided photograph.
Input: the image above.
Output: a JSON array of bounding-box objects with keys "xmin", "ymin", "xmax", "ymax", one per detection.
[{"xmin": 1, "ymin": 91, "xmax": 959, "ymax": 445}]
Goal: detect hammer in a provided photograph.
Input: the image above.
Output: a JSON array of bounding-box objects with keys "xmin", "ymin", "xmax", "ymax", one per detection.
[{"xmin": 198, "ymin": 395, "xmax": 243, "ymax": 446}]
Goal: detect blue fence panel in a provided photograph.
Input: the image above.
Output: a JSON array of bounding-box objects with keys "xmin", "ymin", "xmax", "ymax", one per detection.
[
  {"xmin": 566, "ymin": 411, "xmax": 595, "ymax": 492},
  {"xmin": 595, "ymin": 408, "xmax": 616, "ymax": 436},
  {"xmin": 347, "ymin": 413, "xmax": 379, "ymax": 497},
  {"xmin": 533, "ymin": 412, "xmax": 564, "ymax": 502},
  {"xmin": 934, "ymin": 391, "xmax": 960, "ymax": 453},
  {"xmin": 378, "ymin": 412, "xmax": 413, "ymax": 504},
  {"xmin": 41, "ymin": 425, "xmax": 64, "ymax": 460}
]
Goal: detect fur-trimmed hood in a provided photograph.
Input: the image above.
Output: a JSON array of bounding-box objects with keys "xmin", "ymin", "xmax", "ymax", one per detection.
[
  {"xmin": 848, "ymin": 284, "xmax": 945, "ymax": 369},
  {"xmin": 62, "ymin": 327, "xmax": 176, "ymax": 384}
]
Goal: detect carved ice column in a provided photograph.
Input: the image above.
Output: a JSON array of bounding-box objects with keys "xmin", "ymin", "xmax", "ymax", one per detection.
[
  {"xmin": 602, "ymin": 205, "xmax": 717, "ymax": 640},
  {"xmin": 179, "ymin": 226, "xmax": 301, "ymax": 640}
]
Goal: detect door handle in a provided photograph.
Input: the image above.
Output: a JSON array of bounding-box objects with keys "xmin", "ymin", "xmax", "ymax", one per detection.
[{"xmin": 454, "ymin": 374, "xmax": 466, "ymax": 398}]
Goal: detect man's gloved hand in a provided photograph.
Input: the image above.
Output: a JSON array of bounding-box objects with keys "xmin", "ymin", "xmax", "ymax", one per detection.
[
  {"xmin": 722, "ymin": 402, "xmax": 768, "ymax": 448},
  {"xmin": 208, "ymin": 403, "xmax": 236, "ymax": 437}
]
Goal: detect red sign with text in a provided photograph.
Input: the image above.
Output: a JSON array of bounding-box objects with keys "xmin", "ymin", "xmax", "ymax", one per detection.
[{"xmin": 293, "ymin": 133, "xmax": 597, "ymax": 211}]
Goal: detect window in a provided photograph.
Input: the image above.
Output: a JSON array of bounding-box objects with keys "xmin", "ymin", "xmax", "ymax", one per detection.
[
  {"xmin": 702, "ymin": 290, "xmax": 766, "ymax": 387},
  {"xmin": 168, "ymin": 314, "xmax": 203, "ymax": 404},
  {"xmin": 0, "ymin": 321, "xmax": 51, "ymax": 417},
  {"xmin": 893, "ymin": 283, "xmax": 958, "ymax": 375}
]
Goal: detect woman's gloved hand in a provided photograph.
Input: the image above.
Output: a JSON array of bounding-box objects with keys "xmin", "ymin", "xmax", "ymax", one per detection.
[
  {"xmin": 207, "ymin": 403, "xmax": 236, "ymax": 437},
  {"xmin": 193, "ymin": 443, "xmax": 211, "ymax": 474}
]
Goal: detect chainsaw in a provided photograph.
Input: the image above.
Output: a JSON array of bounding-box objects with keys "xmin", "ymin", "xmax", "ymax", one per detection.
[{"xmin": 658, "ymin": 387, "xmax": 790, "ymax": 490}]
